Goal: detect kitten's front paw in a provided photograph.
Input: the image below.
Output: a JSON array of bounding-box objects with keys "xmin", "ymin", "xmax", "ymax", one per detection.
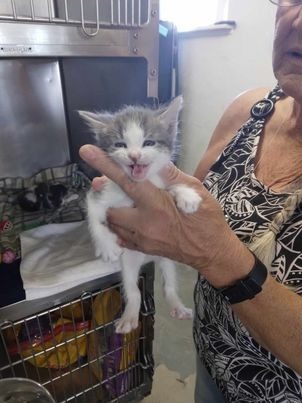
[
  {"xmin": 174, "ymin": 187, "xmax": 202, "ymax": 214},
  {"xmin": 115, "ymin": 314, "xmax": 139, "ymax": 334},
  {"xmin": 170, "ymin": 305, "xmax": 193, "ymax": 320},
  {"xmin": 95, "ymin": 240, "xmax": 122, "ymax": 262}
]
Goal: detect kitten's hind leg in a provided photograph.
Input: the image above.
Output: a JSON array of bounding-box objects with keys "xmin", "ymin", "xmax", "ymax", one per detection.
[
  {"xmin": 115, "ymin": 250, "xmax": 146, "ymax": 334},
  {"xmin": 158, "ymin": 258, "xmax": 193, "ymax": 320}
]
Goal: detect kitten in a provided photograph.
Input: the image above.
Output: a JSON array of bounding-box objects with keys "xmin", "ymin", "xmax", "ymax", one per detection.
[{"xmin": 79, "ymin": 96, "xmax": 201, "ymax": 334}]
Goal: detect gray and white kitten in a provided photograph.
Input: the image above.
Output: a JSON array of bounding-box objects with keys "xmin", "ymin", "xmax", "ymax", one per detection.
[{"xmin": 79, "ymin": 96, "xmax": 201, "ymax": 334}]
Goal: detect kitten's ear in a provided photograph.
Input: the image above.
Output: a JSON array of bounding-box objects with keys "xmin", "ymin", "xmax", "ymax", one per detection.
[
  {"xmin": 156, "ymin": 96, "xmax": 183, "ymax": 136},
  {"xmin": 78, "ymin": 110, "xmax": 113, "ymax": 132}
]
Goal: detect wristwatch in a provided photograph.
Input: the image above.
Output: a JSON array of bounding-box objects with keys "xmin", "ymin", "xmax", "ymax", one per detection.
[{"xmin": 217, "ymin": 254, "xmax": 268, "ymax": 304}]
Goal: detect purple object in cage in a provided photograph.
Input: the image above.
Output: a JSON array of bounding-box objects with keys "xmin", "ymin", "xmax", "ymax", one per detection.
[{"xmin": 102, "ymin": 333, "xmax": 130, "ymax": 397}]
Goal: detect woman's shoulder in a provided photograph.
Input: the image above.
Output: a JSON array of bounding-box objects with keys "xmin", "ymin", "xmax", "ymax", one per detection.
[
  {"xmin": 228, "ymin": 87, "xmax": 272, "ymax": 122},
  {"xmin": 194, "ymin": 87, "xmax": 271, "ymax": 180}
]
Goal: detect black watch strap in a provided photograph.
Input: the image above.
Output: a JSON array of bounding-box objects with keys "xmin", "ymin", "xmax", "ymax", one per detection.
[{"xmin": 218, "ymin": 254, "xmax": 268, "ymax": 304}]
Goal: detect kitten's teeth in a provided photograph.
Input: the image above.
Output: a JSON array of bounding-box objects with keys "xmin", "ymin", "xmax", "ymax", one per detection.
[{"xmin": 130, "ymin": 164, "xmax": 150, "ymax": 180}]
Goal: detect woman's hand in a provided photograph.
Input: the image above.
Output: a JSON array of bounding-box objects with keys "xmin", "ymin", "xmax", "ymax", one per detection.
[{"xmin": 79, "ymin": 144, "xmax": 254, "ymax": 288}]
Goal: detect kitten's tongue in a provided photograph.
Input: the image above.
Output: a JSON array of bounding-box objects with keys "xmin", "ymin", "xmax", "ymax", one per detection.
[{"xmin": 131, "ymin": 164, "xmax": 149, "ymax": 180}]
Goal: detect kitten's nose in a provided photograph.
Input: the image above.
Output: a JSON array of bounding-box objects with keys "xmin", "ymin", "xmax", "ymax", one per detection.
[{"xmin": 129, "ymin": 150, "xmax": 141, "ymax": 163}]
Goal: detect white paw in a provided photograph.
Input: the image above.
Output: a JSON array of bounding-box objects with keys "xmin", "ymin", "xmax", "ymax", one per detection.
[
  {"xmin": 168, "ymin": 185, "xmax": 202, "ymax": 214},
  {"xmin": 175, "ymin": 190, "xmax": 202, "ymax": 214},
  {"xmin": 170, "ymin": 305, "xmax": 193, "ymax": 320},
  {"xmin": 115, "ymin": 314, "xmax": 139, "ymax": 334},
  {"xmin": 95, "ymin": 241, "xmax": 122, "ymax": 262}
]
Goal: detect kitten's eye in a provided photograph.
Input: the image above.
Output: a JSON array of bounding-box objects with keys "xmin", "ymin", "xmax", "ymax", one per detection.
[
  {"xmin": 115, "ymin": 142, "xmax": 127, "ymax": 148},
  {"xmin": 143, "ymin": 140, "xmax": 156, "ymax": 147}
]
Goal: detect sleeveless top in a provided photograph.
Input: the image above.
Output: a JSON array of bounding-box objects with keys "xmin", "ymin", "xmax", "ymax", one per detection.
[{"xmin": 193, "ymin": 85, "xmax": 302, "ymax": 403}]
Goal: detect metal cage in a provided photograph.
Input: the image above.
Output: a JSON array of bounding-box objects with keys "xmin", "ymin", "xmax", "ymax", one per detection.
[
  {"xmin": 0, "ymin": 270, "xmax": 155, "ymax": 402},
  {"xmin": 0, "ymin": 0, "xmax": 151, "ymax": 36}
]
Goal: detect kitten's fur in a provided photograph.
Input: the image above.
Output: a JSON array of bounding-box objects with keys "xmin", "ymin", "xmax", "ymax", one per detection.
[{"xmin": 79, "ymin": 97, "xmax": 201, "ymax": 334}]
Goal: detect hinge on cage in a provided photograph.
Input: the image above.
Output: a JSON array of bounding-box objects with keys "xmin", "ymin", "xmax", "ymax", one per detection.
[{"xmin": 141, "ymin": 290, "xmax": 155, "ymax": 315}]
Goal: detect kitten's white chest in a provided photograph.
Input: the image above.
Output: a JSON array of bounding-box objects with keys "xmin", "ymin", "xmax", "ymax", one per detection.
[{"xmin": 98, "ymin": 181, "xmax": 134, "ymax": 208}]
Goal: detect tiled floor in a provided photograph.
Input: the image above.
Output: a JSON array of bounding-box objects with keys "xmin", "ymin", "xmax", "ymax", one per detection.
[{"xmin": 141, "ymin": 263, "xmax": 197, "ymax": 402}]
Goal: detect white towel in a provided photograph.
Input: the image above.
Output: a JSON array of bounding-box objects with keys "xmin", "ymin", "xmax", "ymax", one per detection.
[{"xmin": 20, "ymin": 221, "xmax": 120, "ymax": 300}]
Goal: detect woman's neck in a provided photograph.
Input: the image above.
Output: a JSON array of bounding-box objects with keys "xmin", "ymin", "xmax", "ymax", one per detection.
[
  {"xmin": 287, "ymin": 98, "xmax": 302, "ymax": 138},
  {"xmin": 254, "ymin": 96, "xmax": 302, "ymax": 192}
]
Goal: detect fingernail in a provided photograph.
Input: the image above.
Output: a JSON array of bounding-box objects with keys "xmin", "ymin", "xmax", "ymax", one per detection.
[
  {"xmin": 79, "ymin": 145, "xmax": 96, "ymax": 161},
  {"xmin": 92, "ymin": 177, "xmax": 105, "ymax": 191},
  {"xmin": 117, "ymin": 238, "xmax": 126, "ymax": 247}
]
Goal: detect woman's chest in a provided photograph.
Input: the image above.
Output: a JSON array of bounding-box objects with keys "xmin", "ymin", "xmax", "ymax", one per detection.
[{"xmin": 254, "ymin": 128, "xmax": 302, "ymax": 192}]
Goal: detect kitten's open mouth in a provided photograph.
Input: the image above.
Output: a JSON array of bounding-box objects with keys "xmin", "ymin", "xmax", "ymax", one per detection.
[{"xmin": 129, "ymin": 164, "xmax": 149, "ymax": 180}]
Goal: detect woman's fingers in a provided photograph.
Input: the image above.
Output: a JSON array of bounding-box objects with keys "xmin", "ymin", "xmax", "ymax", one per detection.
[
  {"xmin": 109, "ymin": 222, "xmax": 139, "ymax": 250},
  {"xmin": 80, "ymin": 144, "xmax": 129, "ymax": 185},
  {"xmin": 107, "ymin": 206, "xmax": 139, "ymax": 229},
  {"xmin": 161, "ymin": 162, "xmax": 205, "ymax": 193},
  {"xmin": 80, "ymin": 145, "xmax": 205, "ymax": 206}
]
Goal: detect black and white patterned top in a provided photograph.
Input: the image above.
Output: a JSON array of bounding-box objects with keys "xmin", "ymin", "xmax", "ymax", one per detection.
[{"xmin": 193, "ymin": 85, "xmax": 302, "ymax": 403}]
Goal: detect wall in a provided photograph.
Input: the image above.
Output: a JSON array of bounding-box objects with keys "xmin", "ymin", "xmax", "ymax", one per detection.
[{"xmin": 177, "ymin": 0, "xmax": 277, "ymax": 174}]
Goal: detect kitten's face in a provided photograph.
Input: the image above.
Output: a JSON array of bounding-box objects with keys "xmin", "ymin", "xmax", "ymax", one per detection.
[
  {"xmin": 79, "ymin": 96, "xmax": 182, "ymax": 181},
  {"xmin": 107, "ymin": 119, "xmax": 171, "ymax": 181}
]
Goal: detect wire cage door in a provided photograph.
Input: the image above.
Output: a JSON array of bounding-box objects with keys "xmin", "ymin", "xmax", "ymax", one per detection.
[{"xmin": 0, "ymin": 270, "xmax": 155, "ymax": 402}]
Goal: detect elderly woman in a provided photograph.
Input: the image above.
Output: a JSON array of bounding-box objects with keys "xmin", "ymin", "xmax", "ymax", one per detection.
[{"xmin": 80, "ymin": 0, "xmax": 302, "ymax": 401}]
